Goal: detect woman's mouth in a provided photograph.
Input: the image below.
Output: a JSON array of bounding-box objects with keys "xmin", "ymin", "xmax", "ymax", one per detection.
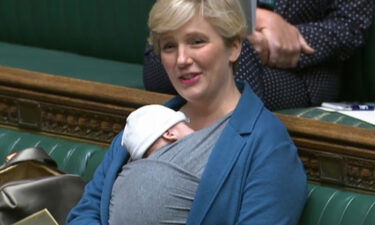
[{"xmin": 179, "ymin": 73, "xmax": 201, "ymax": 85}]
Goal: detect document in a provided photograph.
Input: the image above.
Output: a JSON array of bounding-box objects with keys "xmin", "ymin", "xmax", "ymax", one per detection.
[
  {"xmin": 239, "ymin": 0, "xmax": 257, "ymax": 34},
  {"xmin": 12, "ymin": 209, "xmax": 59, "ymax": 225},
  {"xmin": 338, "ymin": 110, "xmax": 375, "ymax": 126}
]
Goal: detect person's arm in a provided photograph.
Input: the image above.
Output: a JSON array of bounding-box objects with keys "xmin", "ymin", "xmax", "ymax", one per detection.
[
  {"xmin": 249, "ymin": 8, "xmax": 314, "ymax": 68},
  {"xmin": 66, "ymin": 134, "xmax": 127, "ymax": 225},
  {"xmin": 236, "ymin": 141, "xmax": 307, "ymax": 225},
  {"xmin": 249, "ymin": 0, "xmax": 374, "ymax": 69},
  {"xmin": 296, "ymin": 0, "xmax": 374, "ymax": 69}
]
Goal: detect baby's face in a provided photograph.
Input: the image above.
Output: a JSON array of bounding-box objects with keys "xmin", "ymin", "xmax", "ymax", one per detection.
[
  {"xmin": 172, "ymin": 121, "xmax": 194, "ymax": 139},
  {"xmin": 145, "ymin": 121, "xmax": 194, "ymax": 158}
]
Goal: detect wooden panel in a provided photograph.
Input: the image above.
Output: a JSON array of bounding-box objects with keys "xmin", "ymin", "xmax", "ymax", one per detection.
[
  {"xmin": 277, "ymin": 113, "xmax": 375, "ymax": 193},
  {"xmin": 0, "ymin": 66, "xmax": 172, "ymax": 145}
]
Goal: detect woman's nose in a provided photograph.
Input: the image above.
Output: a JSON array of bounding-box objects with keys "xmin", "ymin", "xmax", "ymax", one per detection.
[{"xmin": 177, "ymin": 47, "xmax": 192, "ymax": 67}]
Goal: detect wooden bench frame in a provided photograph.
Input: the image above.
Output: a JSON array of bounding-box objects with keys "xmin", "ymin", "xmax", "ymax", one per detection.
[{"xmin": 1, "ymin": 66, "xmax": 375, "ymax": 193}]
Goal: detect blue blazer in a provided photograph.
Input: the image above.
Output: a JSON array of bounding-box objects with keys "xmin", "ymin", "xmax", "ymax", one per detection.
[{"xmin": 67, "ymin": 82, "xmax": 307, "ymax": 225}]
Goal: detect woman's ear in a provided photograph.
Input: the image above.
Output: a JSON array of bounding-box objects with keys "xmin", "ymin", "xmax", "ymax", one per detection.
[
  {"xmin": 162, "ymin": 129, "xmax": 178, "ymax": 142},
  {"xmin": 229, "ymin": 39, "xmax": 242, "ymax": 63}
]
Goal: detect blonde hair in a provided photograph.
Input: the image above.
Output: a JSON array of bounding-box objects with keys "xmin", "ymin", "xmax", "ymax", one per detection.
[{"xmin": 148, "ymin": 0, "xmax": 247, "ymax": 53}]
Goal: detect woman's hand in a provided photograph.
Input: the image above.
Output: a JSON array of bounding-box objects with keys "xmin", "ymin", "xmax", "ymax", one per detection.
[{"xmin": 248, "ymin": 8, "xmax": 315, "ymax": 68}]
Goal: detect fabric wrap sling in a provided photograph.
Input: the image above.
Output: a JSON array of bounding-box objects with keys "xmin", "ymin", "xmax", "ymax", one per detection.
[
  {"xmin": 109, "ymin": 113, "xmax": 231, "ymax": 225},
  {"xmin": 0, "ymin": 147, "xmax": 85, "ymax": 225}
]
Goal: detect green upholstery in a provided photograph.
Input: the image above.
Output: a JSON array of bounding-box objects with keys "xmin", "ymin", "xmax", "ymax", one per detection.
[
  {"xmin": 0, "ymin": 127, "xmax": 106, "ymax": 181},
  {"xmin": 278, "ymin": 107, "xmax": 375, "ymax": 129},
  {"xmin": 301, "ymin": 183, "xmax": 375, "ymax": 225},
  {"xmin": 0, "ymin": 0, "xmax": 153, "ymax": 64}
]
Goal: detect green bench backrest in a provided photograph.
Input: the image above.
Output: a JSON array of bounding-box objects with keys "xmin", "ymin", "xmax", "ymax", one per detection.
[{"xmin": 0, "ymin": 0, "xmax": 153, "ymax": 64}]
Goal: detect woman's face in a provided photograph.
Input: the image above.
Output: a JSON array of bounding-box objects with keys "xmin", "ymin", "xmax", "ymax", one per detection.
[{"xmin": 159, "ymin": 14, "xmax": 241, "ymax": 103}]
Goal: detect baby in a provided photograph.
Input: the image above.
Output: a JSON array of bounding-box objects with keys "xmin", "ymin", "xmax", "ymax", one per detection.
[{"xmin": 121, "ymin": 104, "xmax": 194, "ymax": 160}]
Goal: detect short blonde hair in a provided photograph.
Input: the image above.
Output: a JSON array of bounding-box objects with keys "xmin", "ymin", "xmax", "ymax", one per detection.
[{"xmin": 148, "ymin": 0, "xmax": 247, "ymax": 53}]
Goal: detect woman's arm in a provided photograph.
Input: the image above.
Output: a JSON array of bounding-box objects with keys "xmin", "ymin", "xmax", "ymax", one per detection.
[
  {"xmin": 237, "ymin": 142, "xmax": 307, "ymax": 225},
  {"xmin": 66, "ymin": 134, "xmax": 127, "ymax": 225}
]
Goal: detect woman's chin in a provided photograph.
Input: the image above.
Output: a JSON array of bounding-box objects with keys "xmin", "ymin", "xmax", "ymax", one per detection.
[{"xmin": 178, "ymin": 88, "xmax": 208, "ymax": 103}]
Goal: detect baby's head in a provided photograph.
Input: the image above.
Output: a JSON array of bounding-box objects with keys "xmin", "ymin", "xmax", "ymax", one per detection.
[{"xmin": 121, "ymin": 104, "xmax": 193, "ymax": 160}]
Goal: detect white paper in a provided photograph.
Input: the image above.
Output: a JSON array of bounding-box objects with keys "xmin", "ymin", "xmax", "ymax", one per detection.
[
  {"xmin": 337, "ymin": 111, "xmax": 375, "ymax": 126},
  {"xmin": 239, "ymin": 0, "xmax": 257, "ymax": 34},
  {"xmin": 12, "ymin": 208, "xmax": 59, "ymax": 225}
]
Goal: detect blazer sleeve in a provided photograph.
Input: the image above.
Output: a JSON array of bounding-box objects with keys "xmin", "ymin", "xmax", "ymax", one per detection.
[
  {"xmin": 236, "ymin": 141, "xmax": 307, "ymax": 225},
  {"xmin": 66, "ymin": 134, "xmax": 126, "ymax": 225},
  {"xmin": 296, "ymin": 0, "xmax": 374, "ymax": 69}
]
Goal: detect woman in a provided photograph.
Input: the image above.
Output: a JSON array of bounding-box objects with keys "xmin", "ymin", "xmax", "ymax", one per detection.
[{"xmin": 67, "ymin": 0, "xmax": 307, "ymax": 224}]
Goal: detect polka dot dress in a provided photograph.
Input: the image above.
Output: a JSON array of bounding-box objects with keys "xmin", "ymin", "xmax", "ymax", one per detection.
[{"xmin": 142, "ymin": 0, "xmax": 374, "ymax": 111}]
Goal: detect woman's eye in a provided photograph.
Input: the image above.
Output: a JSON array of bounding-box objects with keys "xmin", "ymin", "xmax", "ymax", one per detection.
[
  {"xmin": 161, "ymin": 43, "xmax": 176, "ymax": 51},
  {"xmin": 191, "ymin": 39, "xmax": 206, "ymax": 46}
]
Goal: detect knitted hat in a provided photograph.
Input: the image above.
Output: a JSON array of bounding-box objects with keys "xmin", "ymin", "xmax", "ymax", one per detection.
[{"xmin": 121, "ymin": 104, "xmax": 188, "ymax": 160}]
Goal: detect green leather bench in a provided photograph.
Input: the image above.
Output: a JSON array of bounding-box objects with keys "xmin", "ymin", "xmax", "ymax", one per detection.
[
  {"xmin": 302, "ymin": 183, "xmax": 375, "ymax": 225},
  {"xmin": 1, "ymin": 128, "xmax": 375, "ymax": 225}
]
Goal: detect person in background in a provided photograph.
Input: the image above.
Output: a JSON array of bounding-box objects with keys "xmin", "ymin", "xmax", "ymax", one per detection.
[
  {"xmin": 143, "ymin": 0, "xmax": 375, "ymax": 111},
  {"xmin": 122, "ymin": 104, "xmax": 194, "ymax": 160},
  {"xmin": 67, "ymin": 0, "xmax": 307, "ymax": 224}
]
